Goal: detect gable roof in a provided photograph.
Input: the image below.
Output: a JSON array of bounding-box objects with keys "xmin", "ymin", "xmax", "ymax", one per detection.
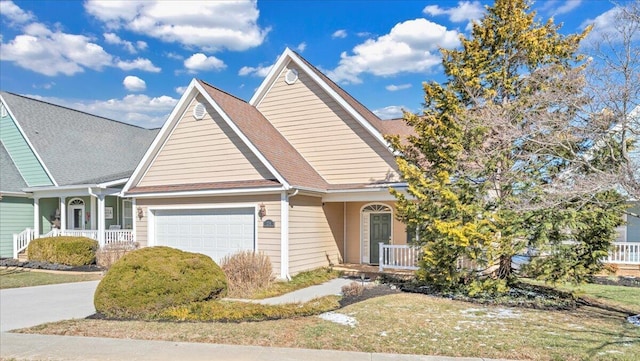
[
  {"xmin": 0, "ymin": 142, "xmax": 28, "ymax": 194},
  {"xmin": 1, "ymin": 92, "xmax": 159, "ymax": 186}
]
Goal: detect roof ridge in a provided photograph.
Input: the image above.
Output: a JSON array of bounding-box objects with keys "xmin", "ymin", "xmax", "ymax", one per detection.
[
  {"xmin": 197, "ymin": 79, "xmax": 249, "ymax": 104},
  {"xmin": 1, "ymin": 91, "xmax": 153, "ymax": 131}
]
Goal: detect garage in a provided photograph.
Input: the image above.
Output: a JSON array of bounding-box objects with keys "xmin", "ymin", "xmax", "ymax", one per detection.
[{"xmin": 153, "ymin": 207, "xmax": 255, "ymax": 263}]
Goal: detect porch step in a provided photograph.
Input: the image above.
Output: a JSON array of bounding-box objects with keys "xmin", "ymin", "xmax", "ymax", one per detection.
[{"xmin": 17, "ymin": 251, "xmax": 28, "ymax": 262}]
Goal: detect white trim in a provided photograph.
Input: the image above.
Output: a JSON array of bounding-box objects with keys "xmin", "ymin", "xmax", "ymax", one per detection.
[
  {"xmin": 33, "ymin": 197, "xmax": 40, "ymax": 237},
  {"xmin": 0, "ymin": 95, "xmax": 58, "ymax": 187},
  {"xmin": 98, "ymin": 178, "xmax": 128, "ymax": 188},
  {"xmin": 130, "ymin": 186, "xmax": 285, "ymax": 199},
  {"xmin": 146, "ymin": 203, "xmax": 258, "ymax": 254},
  {"xmin": 0, "ymin": 191, "xmax": 30, "ymax": 197},
  {"xmin": 280, "ymin": 190, "xmax": 290, "ymax": 280},
  {"xmin": 360, "ymin": 202, "xmax": 393, "ymax": 264},
  {"xmin": 249, "ymin": 48, "xmax": 390, "ymax": 151}
]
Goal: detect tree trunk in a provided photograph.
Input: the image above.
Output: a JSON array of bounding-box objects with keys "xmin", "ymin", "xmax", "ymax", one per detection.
[{"xmin": 497, "ymin": 254, "xmax": 512, "ymax": 279}]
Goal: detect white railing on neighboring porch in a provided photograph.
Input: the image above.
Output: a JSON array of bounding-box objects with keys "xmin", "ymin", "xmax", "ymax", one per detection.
[
  {"xmin": 12, "ymin": 228, "xmax": 36, "ymax": 259},
  {"xmin": 605, "ymin": 242, "xmax": 640, "ymax": 264},
  {"xmin": 379, "ymin": 243, "xmax": 421, "ymax": 272}
]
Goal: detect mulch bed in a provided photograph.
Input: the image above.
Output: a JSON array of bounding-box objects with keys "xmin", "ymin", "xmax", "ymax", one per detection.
[
  {"xmin": 0, "ymin": 258, "xmax": 103, "ymax": 272},
  {"xmin": 590, "ymin": 275, "xmax": 640, "ymax": 287}
]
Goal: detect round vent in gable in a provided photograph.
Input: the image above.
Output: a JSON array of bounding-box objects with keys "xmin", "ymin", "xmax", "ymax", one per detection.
[
  {"xmin": 193, "ymin": 102, "xmax": 206, "ymax": 120},
  {"xmin": 284, "ymin": 68, "xmax": 298, "ymax": 85}
]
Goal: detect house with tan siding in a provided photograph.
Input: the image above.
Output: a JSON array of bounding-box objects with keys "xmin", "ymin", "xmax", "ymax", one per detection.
[{"xmin": 124, "ymin": 48, "xmax": 414, "ymax": 279}]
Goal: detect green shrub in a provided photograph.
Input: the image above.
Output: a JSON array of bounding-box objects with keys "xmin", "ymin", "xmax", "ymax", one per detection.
[
  {"xmin": 221, "ymin": 251, "xmax": 273, "ymax": 298},
  {"xmin": 27, "ymin": 236, "xmax": 98, "ymax": 266},
  {"xmin": 94, "ymin": 246, "xmax": 227, "ymax": 319}
]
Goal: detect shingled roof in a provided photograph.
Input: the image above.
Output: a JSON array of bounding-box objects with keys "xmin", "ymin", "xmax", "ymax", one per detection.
[
  {"xmin": 1, "ymin": 92, "xmax": 159, "ymax": 186},
  {"xmin": 198, "ymin": 80, "xmax": 329, "ymax": 191},
  {"xmin": 0, "ymin": 142, "xmax": 27, "ymax": 193}
]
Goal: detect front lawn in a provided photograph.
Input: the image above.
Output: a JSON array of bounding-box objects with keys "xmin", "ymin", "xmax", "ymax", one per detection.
[
  {"xmin": 19, "ymin": 288, "xmax": 639, "ymax": 361},
  {"xmin": 0, "ymin": 268, "xmax": 102, "ymax": 289}
]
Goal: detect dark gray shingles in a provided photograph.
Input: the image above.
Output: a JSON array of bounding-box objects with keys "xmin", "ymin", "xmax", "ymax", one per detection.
[
  {"xmin": 0, "ymin": 142, "xmax": 27, "ymax": 193},
  {"xmin": 1, "ymin": 92, "xmax": 159, "ymax": 186}
]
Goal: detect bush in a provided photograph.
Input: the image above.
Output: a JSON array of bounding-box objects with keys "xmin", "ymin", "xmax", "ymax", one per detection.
[
  {"xmin": 221, "ymin": 251, "xmax": 273, "ymax": 298},
  {"xmin": 341, "ymin": 282, "xmax": 365, "ymax": 298},
  {"xmin": 96, "ymin": 242, "xmax": 138, "ymax": 269},
  {"xmin": 27, "ymin": 236, "xmax": 98, "ymax": 266},
  {"xmin": 94, "ymin": 246, "xmax": 227, "ymax": 319}
]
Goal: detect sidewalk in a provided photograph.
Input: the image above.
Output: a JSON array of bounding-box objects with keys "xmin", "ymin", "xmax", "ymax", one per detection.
[
  {"xmin": 0, "ymin": 333, "xmax": 513, "ymax": 361},
  {"xmin": 227, "ymin": 277, "xmax": 355, "ymax": 305}
]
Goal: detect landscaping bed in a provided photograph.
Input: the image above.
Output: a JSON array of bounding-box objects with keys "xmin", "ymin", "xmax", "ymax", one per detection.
[{"xmin": 0, "ymin": 258, "xmax": 103, "ymax": 272}]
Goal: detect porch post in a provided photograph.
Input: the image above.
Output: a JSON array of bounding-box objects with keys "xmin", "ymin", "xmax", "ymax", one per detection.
[
  {"xmin": 379, "ymin": 242, "xmax": 384, "ymax": 272},
  {"xmin": 59, "ymin": 197, "xmax": 66, "ymax": 232},
  {"xmin": 90, "ymin": 195, "xmax": 96, "ymax": 230},
  {"xmin": 97, "ymin": 194, "xmax": 105, "ymax": 247},
  {"xmin": 280, "ymin": 191, "xmax": 290, "ymax": 280},
  {"xmin": 33, "ymin": 197, "xmax": 40, "ymax": 237}
]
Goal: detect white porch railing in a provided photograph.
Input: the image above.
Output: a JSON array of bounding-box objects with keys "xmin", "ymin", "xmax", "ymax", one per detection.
[
  {"xmin": 104, "ymin": 230, "xmax": 135, "ymax": 246},
  {"xmin": 12, "ymin": 228, "xmax": 36, "ymax": 259},
  {"xmin": 605, "ymin": 242, "xmax": 640, "ymax": 264},
  {"xmin": 379, "ymin": 243, "xmax": 421, "ymax": 272}
]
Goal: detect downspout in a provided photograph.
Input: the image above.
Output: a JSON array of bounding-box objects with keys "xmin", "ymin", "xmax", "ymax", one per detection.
[{"xmin": 280, "ymin": 188, "xmax": 299, "ymax": 281}]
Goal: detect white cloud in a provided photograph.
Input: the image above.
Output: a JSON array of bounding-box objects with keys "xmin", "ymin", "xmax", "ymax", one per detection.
[
  {"xmin": 386, "ymin": 83, "xmax": 412, "ymax": 92},
  {"xmin": 555, "ymin": 0, "xmax": 582, "ymax": 15},
  {"xmin": 373, "ymin": 105, "xmax": 406, "ymax": 119},
  {"xmin": 104, "ymin": 32, "xmax": 146, "ymax": 53},
  {"xmin": 581, "ymin": 6, "xmax": 636, "ymax": 43},
  {"xmin": 238, "ymin": 63, "xmax": 273, "ymax": 77},
  {"xmin": 85, "ymin": 0, "xmax": 269, "ymax": 52},
  {"xmin": 0, "ymin": 0, "xmax": 34, "ymax": 24},
  {"xmin": 175, "ymin": 86, "xmax": 187, "ymax": 94},
  {"xmin": 116, "ymin": 57, "xmax": 161, "ymax": 72},
  {"xmin": 327, "ymin": 18, "xmax": 460, "ymax": 84},
  {"xmin": 166, "ymin": 52, "xmax": 184, "ymax": 60},
  {"xmin": 332, "ymin": 29, "xmax": 348, "ymax": 39},
  {"xmin": 296, "ymin": 42, "xmax": 307, "ymax": 52},
  {"xmin": 1, "ymin": 23, "xmax": 113, "ymax": 76},
  {"xmin": 423, "ymin": 1, "xmax": 484, "ymax": 23},
  {"xmin": 184, "ymin": 53, "xmax": 226, "ymax": 73},
  {"xmin": 356, "ymin": 32, "xmax": 372, "ymax": 38},
  {"xmin": 26, "ymin": 93, "xmax": 178, "ymax": 128},
  {"xmin": 123, "ymin": 75, "xmax": 146, "ymax": 91}
]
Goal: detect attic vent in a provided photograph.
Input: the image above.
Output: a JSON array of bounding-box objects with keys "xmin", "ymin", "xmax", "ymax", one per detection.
[
  {"xmin": 193, "ymin": 102, "xmax": 206, "ymax": 120},
  {"xmin": 0, "ymin": 104, "xmax": 7, "ymax": 118},
  {"xmin": 284, "ymin": 69, "xmax": 298, "ymax": 85}
]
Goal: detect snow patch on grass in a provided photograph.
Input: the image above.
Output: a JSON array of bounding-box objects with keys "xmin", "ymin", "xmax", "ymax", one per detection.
[
  {"xmin": 460, "ymin": 308, "xmax": 521, "ymax": 319},
  {"xmin": 627, "ymin": 314, "xmax": 640, "ymax": 326},
  {"xmin": 319, "ymin": 312, "xmax": 358, "ymax": 327}
]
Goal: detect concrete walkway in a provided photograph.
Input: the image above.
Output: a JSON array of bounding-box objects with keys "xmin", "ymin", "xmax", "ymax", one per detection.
[
  {"xmin": 254, "ymin": 277, "xmax": 355, "ymax": 304},
  {"xmin": 0, "ymin": 333, "xmax": 513, "ymax": 361}
]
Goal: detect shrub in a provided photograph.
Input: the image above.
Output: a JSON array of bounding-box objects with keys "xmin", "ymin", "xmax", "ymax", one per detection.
[
  {"xmin": 27, "ymin": 236, "xmax": 98, "ymax": 266},
  {"xmin": 94, "ymin": 246, "xmax": 227, "ymax": 319},
  {"xmin": 221, "ymin": 251, "xmax": 273, "ymax": 298},
  {"xmin": 341, "ymin": 282, "xmax": 365, "ymax": 298},
  {"xmin": 96, "ymin": 242, "xmax": 138, "ymax": 269}
]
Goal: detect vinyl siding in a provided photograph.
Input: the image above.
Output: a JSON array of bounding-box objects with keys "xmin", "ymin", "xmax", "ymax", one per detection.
[
  {"xmin": 138, "ymin": 96, "xmax": 273, "ymax": 187},
  {"xmin": 0, "ymin": 109, "xmax": 52, "ymax": 187},
  {"xmin": 135, "ymin": 194, "xmax": 281, "ymax": 273},
  {"xmin": 288, "ymin": 195, "xmax": 340, "ymax": 274},
  {"xmin": 0, "ymin": 196, "xmax": 33, "ymax": 258},
  {"xmin": 257, "ymin": 64, "xmax": 399, "ymax": 185}
]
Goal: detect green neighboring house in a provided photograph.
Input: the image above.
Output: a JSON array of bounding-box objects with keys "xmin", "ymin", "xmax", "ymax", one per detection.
[{"xmin": 0, "ymin": 92, "xmax": 158, "ymax": 258}]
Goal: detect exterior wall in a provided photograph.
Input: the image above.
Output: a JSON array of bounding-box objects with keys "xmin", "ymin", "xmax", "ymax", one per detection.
[
  {"xmin": 288, "ymin": 195, "xmax": 341, "ymax": 274},
  {"xmin": 257, "ymin": 63, "xmax": 399, "ymax": 185},
  {"xmin": 0, "ymin": 196, "xmax": 33, "ymax": 258},
  {"xmin": 135, "ymin": 194, "xmax": 281, "ymax": 272},
  {"xmin": 0, "ymin": 108, "xmax": 52, "ymax": 187},
  {"xmin": 626, "ymin": 202, "xmax": 640, "ymax": 242},
  {"xmin": 138, "ymin": 95, "xmax": 273, "ymax": 187},
  {"xmin": 38, "ymin": 197, "xmax": 58, "ymax": 234},
  {"xmin": 323, "ymin": 202, "xmax": 345, "ymax": 262},
  {"xmin": 344, "ymin": 201, "xmax": 407, "ymax": 264},
  {"xmin": 105, "ymin": 196, "xmax": 120, "ymax": 229}
]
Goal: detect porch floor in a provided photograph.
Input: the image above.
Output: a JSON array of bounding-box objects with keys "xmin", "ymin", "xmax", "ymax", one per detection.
[{"xmin": 333, "ymin": 263, "xmax": 416, "ymax": 281}]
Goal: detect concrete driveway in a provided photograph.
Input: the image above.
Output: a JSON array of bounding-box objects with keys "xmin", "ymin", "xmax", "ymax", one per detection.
[{"xmin": 0, "ymin": 280, "xmax": 99, "ymax": 332}]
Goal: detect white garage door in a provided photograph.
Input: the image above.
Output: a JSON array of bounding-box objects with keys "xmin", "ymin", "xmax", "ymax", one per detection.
[{"xmin": 154, "ymin": 208, "xmax": 255, "ymax": 263}]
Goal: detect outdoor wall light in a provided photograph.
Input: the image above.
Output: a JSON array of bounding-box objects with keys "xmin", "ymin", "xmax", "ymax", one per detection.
[
  {"xmin": 258, "ymin": 203, "xmax": 267, "ymax": 220},
  {"xmin": 137, "ymin": 206, "xmax": 144, "ymax": 220}
]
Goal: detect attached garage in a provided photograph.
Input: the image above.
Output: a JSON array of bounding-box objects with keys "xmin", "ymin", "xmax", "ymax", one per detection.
[{"xmin": 153, "ymin": 207, "xmax": 255, "ymax": 263}]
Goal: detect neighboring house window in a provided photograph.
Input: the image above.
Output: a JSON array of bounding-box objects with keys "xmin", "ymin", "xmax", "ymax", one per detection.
[{"xmin": 122, "ymin": 199, "xmax": 133, "ymax": 229}]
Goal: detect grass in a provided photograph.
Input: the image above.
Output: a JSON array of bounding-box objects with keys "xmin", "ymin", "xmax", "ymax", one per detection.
[
  {"xmin": 0, "ymin": 268, "xmax": 102, "ymax": 289},
  {"xmin": 250, "ymin": 268, "xmax": 340, "ymax": 299},
  {"xmin": 20, "ymin": 291, "xmax": 640, "ymax": 361}
]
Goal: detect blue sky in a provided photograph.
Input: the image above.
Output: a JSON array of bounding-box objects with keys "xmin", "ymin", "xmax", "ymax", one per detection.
[{"xmin": 0, "ymin": 0, "xmax": 626, "ymax": 129}]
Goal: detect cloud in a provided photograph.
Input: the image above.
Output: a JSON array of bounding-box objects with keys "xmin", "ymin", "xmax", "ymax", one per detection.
[
  {"xmin": 554, "ymin": 0, "xmax": 582, "ymax": 15},
  {"xmin": 123, "ymin": 75, "xmax": 146, "ymax": 91},
  {"xmin": 116, "ymin": 57, "xmax": 161, "ymax": 72},
  {"xmin": 373, "ymin": 105, "xmax": 406, "ymax": 119},
  {"xmin": 184, "ymin": 53, "xmax": 226, "ymax": 73},
  {"xmin": 1, "ymin": 22, "xmax": 113, "ymax": 76},
  {"xmin": 26, "ymin": 93, "xmax": 178, "ymax": 128},
  {"xmin": 85, "ymin": 0, "xmax": 269, "ymax": 52},
  {"xmin": 423, "ymin": 1, "xmax": 484, "ymax": 23},
  {"xmin": 104, "ymin": 32, "xmax": 146, "ymax": 53},
  {"xmin": 296, "ymin": 42, "xmax": 307, "ymax": 52},
  {"xmin": 175, "ymin": 86, "xmax": 187, "ymax": 94},
  {"xmin": 332, "ymin": 29, "xmax": 348, "ymax": 39},
  {"xmin": 386, "ymin": 83, "xmax": 412, "ymax": 91},
  {"xmin": 581, "ymin": 6, "xmax": 635, "ymax": 43},
  {"xmin": 166, "ymin": 52, "xmax": 184, "ymax": 60},
  {"xmin": 0, "ymin": 0, "xmax": 34, "ymax": 24},
  {"xmin": 238, "ymin": 63, "xmax": 273, "ymax": 77},
  {"xmin": 327, "ymin": 18, "xmax": 460, "ymax": 84}
]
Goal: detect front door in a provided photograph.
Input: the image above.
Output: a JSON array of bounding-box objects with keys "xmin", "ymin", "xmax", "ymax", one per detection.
[{"xmin": 370, "ymin": 213, "xmax": 391, "ymax": 264}]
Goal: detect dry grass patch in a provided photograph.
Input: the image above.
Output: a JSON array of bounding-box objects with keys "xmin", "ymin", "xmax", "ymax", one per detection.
[
  {"xmin": 0, "ymin": 268, "xmax": 101, "ymax": 289},
  {"xmin": 19, "ymin": 292, "xmax": 639, "ymax": 360},
  {"xmin": 250, "ymin": 268, "xmax": 340, "ymax": 299}
]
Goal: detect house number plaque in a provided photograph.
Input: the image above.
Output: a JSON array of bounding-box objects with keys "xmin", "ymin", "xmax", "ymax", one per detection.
[{"xmin": 263, "ymin": 219, "xmax": 275, "ymax": 228}]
